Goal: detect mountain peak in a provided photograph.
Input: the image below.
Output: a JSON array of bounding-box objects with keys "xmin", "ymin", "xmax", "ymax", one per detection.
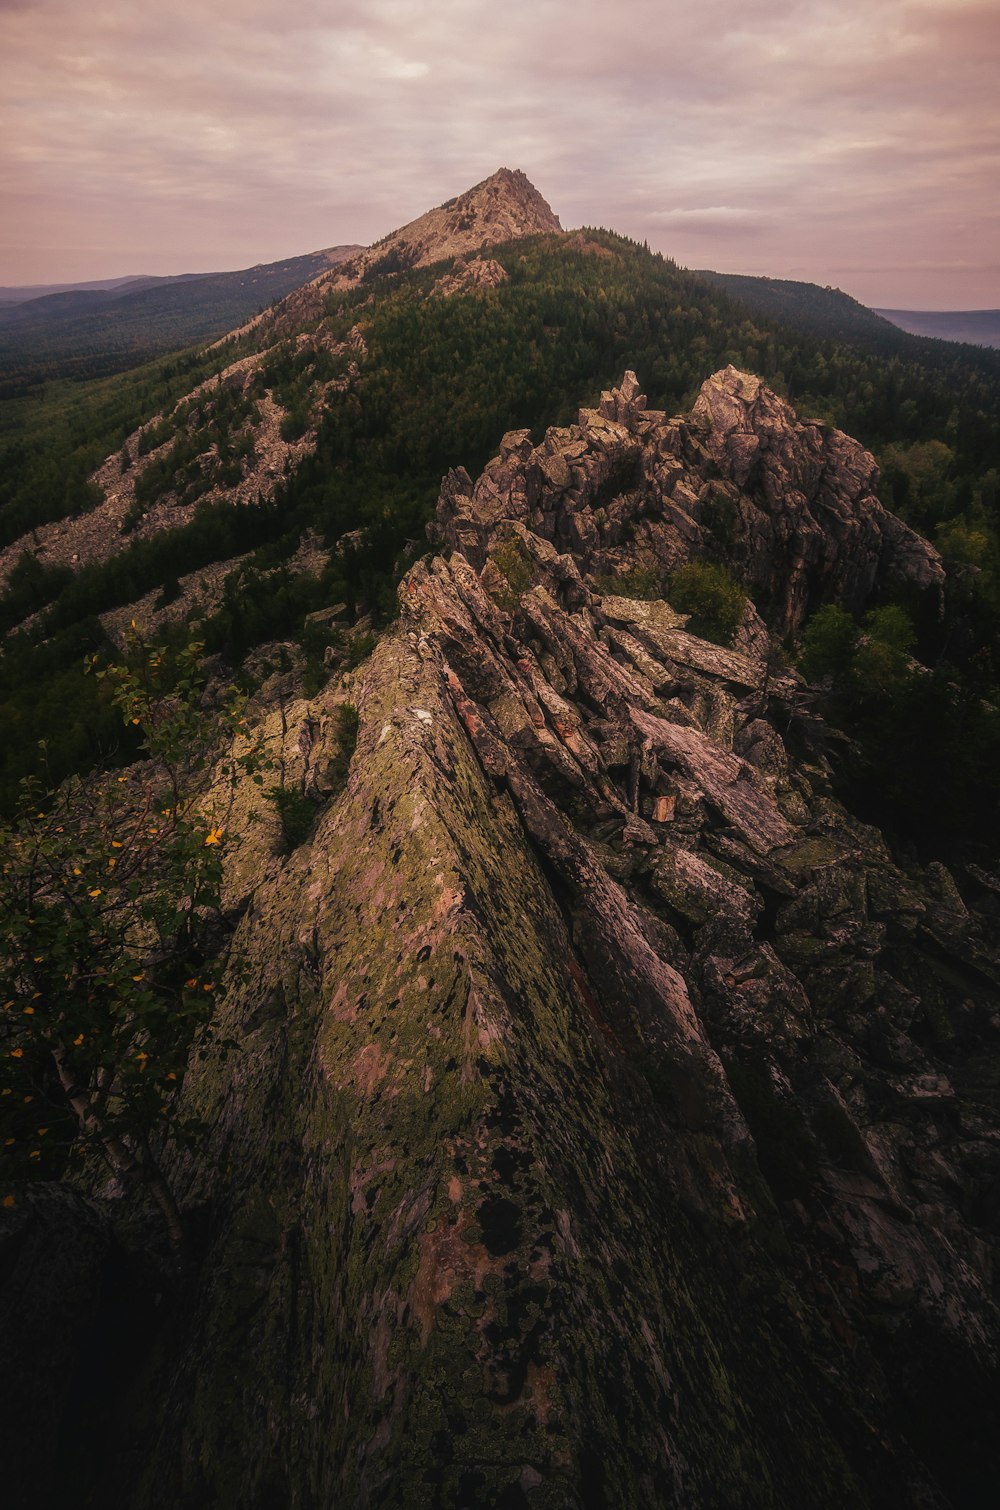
[
  {"xmin": 440, "ymin": 166, "xmax": 562, "ymax": 235},
  {"xmin": 256, "ymin": 168, "xmax": 562, "ymax": 336},
  {"xmin": 348, "ymin": 165, "xmax": 561, "ymax": 279}
]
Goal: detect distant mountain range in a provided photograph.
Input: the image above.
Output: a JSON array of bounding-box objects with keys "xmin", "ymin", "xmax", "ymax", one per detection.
[
  {"xmin": 875, "ymin": 307, "xmax": 1000, "ymax": 348},
  {"xmin": 0, "ymin": 274, "xmax": 201, "ymax": 307},
  {"xmin": 0, "ymin": 246, "xmax": 361, "ymax": 389}
]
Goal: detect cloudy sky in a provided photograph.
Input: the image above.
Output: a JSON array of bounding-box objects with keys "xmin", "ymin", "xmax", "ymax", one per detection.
[{"xmin": 2, "ymin": 0, "xmax": 997, "ymax": 307}]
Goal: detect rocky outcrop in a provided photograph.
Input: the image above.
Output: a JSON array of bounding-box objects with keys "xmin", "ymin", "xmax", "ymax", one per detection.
[
  {"xmin": 437, "ymin": 368, "xmax": 945, "ymax": 633},
  {"xmin": 0, "ymin": 352, "xmax": 318, "ymax": 592},
  {"xmin": 24, "ymin": 378, "xmax": 996, "ymax": 1507},
  {"xmin": 433, "ymin": 257, "xmax": 509, "ymax": 297}
]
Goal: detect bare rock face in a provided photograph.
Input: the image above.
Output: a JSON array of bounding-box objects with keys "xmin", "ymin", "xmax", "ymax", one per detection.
[
  {"xmin": 86, "ymin": 379, "xmax": 995, "ymax": 1510},
  {"xmin": 433, "ymin": 256, "xmax": 510, "ymax": 298},
  {"xmin": 437, "ymin": 366, "xmax": 945, "ymax": 634}
]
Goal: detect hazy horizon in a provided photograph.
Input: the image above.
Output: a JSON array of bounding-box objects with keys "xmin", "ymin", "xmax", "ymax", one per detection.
[{"xmin": 3, "ymin": 0, "xmax": 997, "ymax": 310}]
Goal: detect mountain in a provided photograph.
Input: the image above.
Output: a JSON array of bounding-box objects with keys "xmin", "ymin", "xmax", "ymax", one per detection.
[
  {"xmin": 5, "ymin": 369, "xmax": 998, "ymax": 1510},
  {"xmin": 2, "ymin": 177, "xmax": 1000, "ymax": 821},
  {"xmin": 876, "ymin": 308, "xmax": 1000, "ymax": 348},
  {"xmin": 699, "ymin": 271, "xmax": 1000, "ymax": 370},
  {"xmin": 0, "ymin": 275, "xmax": 175, "ymax": 307},
  {"xmin": 226, "ymin": 165, "xmax": 563, "ymax": 341},
  {"xmin": 2, "ymin": 167, "xmax": 1000, "ymax": 1509},
  {"xmin": 0, "ymin": 245, "xmax": 362, "ymax": 390},
  {"xmin": 698, "ymin": 269, "xmax": 922, "ymax": 346},
  {"xmin": 0, "ymin": 274, "xmax": 204, "ymax": 323}
]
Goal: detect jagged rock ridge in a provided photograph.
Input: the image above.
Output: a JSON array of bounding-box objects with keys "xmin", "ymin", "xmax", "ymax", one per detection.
[
  {"xmin": 437, "ymin": 366, "xmax": 945, "ymax": 634},
  {"xmin": 7, "ymin": 375, "xmax": 998, "ymax": 1510}
]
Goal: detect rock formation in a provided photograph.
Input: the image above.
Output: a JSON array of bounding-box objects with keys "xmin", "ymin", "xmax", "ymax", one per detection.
[
  {"xmin": 6, "ymin": 375, "xmax": 997, "ymax": 1510},
  {"xmin": 436, "ymin": 367, "xmax": 945, "ymax": 634}
]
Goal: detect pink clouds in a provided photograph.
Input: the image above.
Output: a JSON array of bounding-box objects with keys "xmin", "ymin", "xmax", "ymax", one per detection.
[{"xmin": 1, "ymin": 0, "xmax": 997, "ymax": 306}]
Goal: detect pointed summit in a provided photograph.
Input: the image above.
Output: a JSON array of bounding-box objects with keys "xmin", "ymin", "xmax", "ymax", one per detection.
[
  {"xmin": 330, "ymin": 167, "xmax": 561, "ymax": 287},
  {"xmin": 258, "ymin": 169, "xmax": 561, "ymax": 334},
  {"xmin": 437, "ymin": 167, "xmax": 562, "ymax": 244}
]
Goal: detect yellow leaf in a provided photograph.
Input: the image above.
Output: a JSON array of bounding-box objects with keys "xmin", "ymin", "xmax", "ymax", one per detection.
[
  {"xmin": 204, "ymin": 828, "xmax": 223, "ymax": 846},
  {"xmin": 0, "ymin": 1088, "xmax": 10, "ymax": 1096},
  {"xmin": 73, "ymin": 867, "xmax": 82, "ymax": 876},
  {"xmin": 111, "ymin": 840, "xmax": 123, "ymax": 848},
  {"xmin": 4, "ymin": 1138, "xmax": 14, "ymax": 1146},
  {"xmin": 23, "ymin": 1095, "xmax": 32, "ymax": 1103},
  {"xmin": 2, "ymin": 1195, "xmax": 14, "ymax": 1208},
  {"xmin": 131, "ymin": 718, "xmax": 140, "ymax": 726},
  {"xmin": 28, "ymin": 1150, "xmax": 40, "ymax": 1160},
  {"xmin": 22, "ymin": 1007, "xmax": 34, "ymax": 1016},
  {"xmin": 33, "ymin": 955, "xmax": 43, "ymax": 963},
  {"xmin": 89, "ymin": 888, "xmax": 102, "ymax": 898},
  {"xmin": 132, "ymin": 973, "xmax": 144, "ymax": 982},
  {"xmin": 166, "ymin": 1072, "xmax": 177, "ymax": 1081},
  {"xmin": 73, "ymin": 1034, "xmax": 84, "ymax": 1046},
  {"xmin": 38, "ymin": 1127, "xmax": 48, "ymax": 1135},
  {"xmin": 10, "ymin": 1048, "xmax": 23, "ymax": 1059}
]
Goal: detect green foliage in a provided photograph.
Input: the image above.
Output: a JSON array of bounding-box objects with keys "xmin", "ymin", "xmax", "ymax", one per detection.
[
  {"xmin": 864, "ymin": 604, "xmax": 917, "ymax": 656},
  {"xmin": 700, "ymin": 491, "xmax": 740, "ymax": 553},
  {"xmin": 881, "ymin": 439, "xmax": 956, "ymax": 527},
  {"xmin": 799, "ymin": 604, "xmax": 859, "ymax": 681},
  {"xmin": 669, "ymin": 561, "xmax": 746, "ymax": 646},
  {"xmin": 592, "ymin": 563, "xmax": 665, "ymax": 600},
  {"xmin": 0, "ymin": 346, "xmax": 224, "ymax": 548},
  {"xmin": 345, "ymin": 634, "xmax": 377, "ymax": 669},
  {"xmin": 0, "ymin": 249, "xmax": 338, "ymax": 394},
  {"xmin": 130, "ymin": 380, "xmax": 260, "ymax": 514},
  {"xmin": 0, "ymin": 634, "xmax": 251, "ymax": 1247},
  {"xmin": 798, "ymin": 597, "xmax": 1000, "ymax": 854}
]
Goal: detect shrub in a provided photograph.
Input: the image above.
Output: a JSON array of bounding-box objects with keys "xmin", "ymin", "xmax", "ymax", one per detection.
[
  {"xmin": 799, "ymin": 603, "xmax": 859, "ymax": 681},
  {"xmin": 0, "ymin": 635, "xmax": 252, "ymax": 1260},
  {"xmin": 669, "ymin": 560, "xmax": 746, "ymax": 646},
  {"xmin": 592, "ymin": 563, "xmax": 664, "ymax": 600}
]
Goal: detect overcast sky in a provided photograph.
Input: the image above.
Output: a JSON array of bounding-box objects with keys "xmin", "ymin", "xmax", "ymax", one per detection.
[{"xmin": 2, "ymin": 0, "xmax": 997, "ymax": 308}]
